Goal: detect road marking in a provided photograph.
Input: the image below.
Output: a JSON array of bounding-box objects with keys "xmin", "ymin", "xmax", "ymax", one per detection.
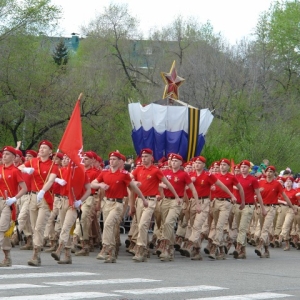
[
  {"xmin": 0, "ymin": 292, "xmax": 119, "ymax": 300},
  {"xmin": 0, "ymin": 272, "xmax": 96, "ymax": 280},
  {"xmin": 0, "ymin": 265, "xmax": 39, "ymax": 269},
  {"xmin": 0, "ymin": 283, "xmax": 48, "ymax": 290},
  {"xmin": 115, "ymin": 285, "xmax": 227, "ymax": 295},
  {"xmin": 46, "ymin": 278, "xmax": 161, "ymax": 286},
  {"xmin": 186, "ymin": 292, "xmax": 292, "ymax": 299}
]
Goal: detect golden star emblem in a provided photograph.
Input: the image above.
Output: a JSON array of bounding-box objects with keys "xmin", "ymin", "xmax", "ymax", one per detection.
[{"xmin": 161, "ymin": 60, "xmax": 185, "ymax": 100}]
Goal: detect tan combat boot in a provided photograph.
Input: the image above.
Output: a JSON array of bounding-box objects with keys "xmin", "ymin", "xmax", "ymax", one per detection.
[
  {"xmin": 184, "ymin": 240, "xmax": 195, "ymax": 258},
  {"xmin": 51, "ymin": 242, "xmax": 65, "ymax": 261},
  {"xmin": 216, "ymin": 246, "xmax": 226, "ymax": 260},
  {"xmin": 0, "ymin": 250, "xmax": 12, "ymax": 267},
  {"xmin": 96, "ymin": 244, "xmax": 108, "ymax": 260},
  {"xmin": 75, "ymin": 240, "xmax": 89, "ymax": 256},
  {"xmin": 254, "ymin": 239, "xmax": 264, "ymax": 257},
  {"xmin": 133, "ymin": 245, "xmax": 148, "ymax": 262},
  {"xmin": 191, "ymin": 247, "xmax": 202, "ymax": 261},
  {"xmin": 57, "ymin": 248, "xmax": 72, "ymax": 264},
  {"xmin": 208, "ymin": 243, "xmax": 217, "ymax": 260},
  {"xmin": 260, "ymin": 246, "xmax": 270, "ymax": 258},
  {"xmin": 238, "ymin": 246, "xmax": 246, "ymax": 259},
  {"xmin": 104, "ymin": 246, "xmax": 116, "ymax": 263},
  {"xmin": 10, "ymin": 232, "xmax": 19, "ymax": 248},
  {"xmin": 283, "ymin": 240, "xmax": 290, "ymax": 251},
  {"xmin": 44, "ymin": 240, "xmax": 57, "ymax": 253},
  {"xmin": 160, "ymin": 240, "xmax": 170, "ymax": 261},
  {"xmin": 20, "ymin": 235, "xmax": 33, "ymax": 250},
  {"xmin": 28, "ymin": 246, "xmax": 41, "ymax": 266},
  {"xmin": 204, "ymin": 239, "xmax": 212, "ymax": 254},
  {"xmin": 233, "ymin": 242, "xmax": 242, "ymax": 259}
]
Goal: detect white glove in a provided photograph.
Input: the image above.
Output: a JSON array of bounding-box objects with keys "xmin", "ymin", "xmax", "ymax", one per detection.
[
  {"xmin": 6, "ymin": 197, "xmax": 17, "ymax": 206},
  {"xmin": 37, "ymin": 190, "xmax": 45, "ymax": 203},
  {"xmin": 55, "ymin": 178, "xmax": 67, "ymax": 186},
  {"xmin": 22, "ymin": 167, "xmax": 34, "ymax": 175},
  {"xmin": 74, "ymin": 199, "xmax": 82, "ymax": 208}
]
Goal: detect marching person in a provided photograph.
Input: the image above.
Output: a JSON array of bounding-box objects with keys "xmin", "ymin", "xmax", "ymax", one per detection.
[
  {"xmin": 19, "ymin": 140, "xmax": 59, "ymax": 266},
  {"xmin": 158, "ymin": 154, "xmax": 199, "ymax": 262},
  {"xmin": 51, "ymin": 155, "xmax": 91, "ymax": 264},
  {"xmin": 91, "ymin": 151, "xmax": 146, "ymax": 263},
  {"xmin": 0, "ymin": 146, "xmax": 27, "ymax": 266},
  {"xmin": 233, "ymin": 160, "xmax": 266, "ymax": 259},
  {"xmin": 130, "ymin": 148, "xmax": 180, "ymax": 262},
  {"xmin": 255, "ymin": 166, "xmax": 297, "ymax": 258}
]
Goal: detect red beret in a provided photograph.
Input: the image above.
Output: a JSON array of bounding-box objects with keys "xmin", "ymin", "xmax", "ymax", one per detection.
[
  {"xmin": 184, "ymin": 162, "xmax": 193, "ymax": 167},
  {"xmin": 234, "ymin": 164, "xmax": 241, "ymax": 169},
  {"xmin": 266, "ymin": 166, "xmax": 276, "ymax": 172},
  {"xmin": 90, "ymin": 151, "xmax": 98, "ymax": 159},
  {"xmin": 285, "ymin": 175, "xmax": 294, "ymax": 182},
  {"xmin": 109, "ymin": 151, "xmax": 123, "ymax": 159},
  {"xmin": 167, "ymin": 153, "xmax": 175, "ymax": 159},
  {"xmin": 84, "ymin": 151, "xmax": 95, "ymax": 159},
  {"xmin": 56, "ymin": 152, "xmax": 64, "ymax": 160},
  {"xmin": 158, "ymin": 157, "xmax": 167, "ymax": 163},
  {"xmin": 15, "ymin": 149, "xmax": 23, "ymax": 157},
  {"xmin": 38, "ymin": 140, "xmax": 53, "ymax": 150},
  {"xmin": 213, "ymin": 161, "xmax": 220, "ymax": 166},
  {"xmin": 194, "ymin": 156, "xmax": 206, "ymax": 163},
  {"xmin": 171, "ymin": 154, "xmax": 183, "ymax": 161},
  {"xmin": 21, "ymin": 156, "xmax": 25, "ymax": 162},
  {"xmin": 140, "ymin": 148, "xmax": 153, "ymax": 155},
  {"xmin": 295, "ymin": 178, "xmax": 299, "ymax": 183},
  {"xmin": 26, "ymin": 150, "xmax": 37, "ymax": 157},
  {"xmin": 2, "ymin": 146, "xmax": 16, "ymax": 156},
  {"xmin": 220, "ymin": 158, "xmax": 230, "ymax": 166},
  {"xmin": 120, "ymin": 154, "xmax": 126, "ymax": 161},
  {"xmin": 96, "ymin": 156, "xmax": 103, "ymax": 163},
  {"xmin": 240, "ymin": 160, "xmax": 251, "ymax": 167},
  {"xmin": 0, "ymin": 152, "xmax": 2, "ymax": 158}
]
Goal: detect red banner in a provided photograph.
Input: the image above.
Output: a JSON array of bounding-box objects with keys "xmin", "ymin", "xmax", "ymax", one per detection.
[{"xmin": 58, "ymin": 98, "xmax": 85, "ymax": 204}]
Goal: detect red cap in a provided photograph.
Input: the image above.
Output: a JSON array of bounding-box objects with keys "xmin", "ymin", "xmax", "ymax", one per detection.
[
  {"xmin": 96, "ymin": 156, "xmax": 103, "ymax": 163},
  {"xmin": 240, "ymin": 160, "xmax": 251, "ymax": 167},
  {"xmin": 266, "ymin": 166, "xmax": 276, "ymax": 172},
  {"xmin": 38, "ymin": 140, "xmax": 53, "ymax": 150},
  {"xmin": 171, "ymin": 154, "xmax": 183, "ymax": 161},
  {"xmin": 120, "ymin": 153, "xmax": 126, "ymax": 161},
  {"xmin": 220, "ymin": 158, "xmax": 230, "ymax": 166},
  {"xmin": 167, "ymin": 153, "xmax": 175, "ymax": 159},
  {"xmin": 21, "ymin": 156, "xmax": 25, "ymax": 162},
  {"xmin": 84, "ymin": 151, "xmax": 95, "ymax": 159},
  {"xmin": 56, "ymin": 152, "xmax": 64, "ymax": 160},
  {"xmin": 158, "ymin": 157, "xmax": 167, "ymax": 163},
  {"xmin": 213, "ymin": 161, "xmax": 220, "ymax": 167},
  {"xmin": 140, "ymin": 148, "xmax": 153, "ymax": 155},
  {"xmin": 285, "ymin": 175, "xmax": 294, "ymax": 182},
  {"xmin": 109, "ymin": 151, "xmax": 123, "ymax": 159},
  {"xmin": 26, "ymin": 150, "xmax": 37, "ymax": 157},
  {"xmin": 194, "ymin": 156, "xmax": 206, "ymax": 163},
  {"xmin": 2, "ymin": 146, "xmax": 16, "ymax": 156},
  {"xmin": 15, "ymin": 149, "xmax": 23, "ymax": 157}
]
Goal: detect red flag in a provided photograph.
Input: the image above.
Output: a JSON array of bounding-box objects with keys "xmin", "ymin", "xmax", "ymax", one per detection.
[{"xmin": 58, "ymin": 96, "xmax": 85, "ymax": 204}]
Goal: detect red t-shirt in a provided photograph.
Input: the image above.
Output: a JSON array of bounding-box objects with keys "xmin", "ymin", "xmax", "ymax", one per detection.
[
  {"xmin": 236, "ymin": 174, "xmax": 259, "ymax": 204},
  {"xmin": 212, "ymin": 172, "xmax": 238, "ymax": 198},
  {"xmin": 259, "ymin": 179, "xmax": 284, "ymax": 205},
  {"xmin": 187, "ymin": 170, "xmax": 217, "ymax": 198},
  {"xmin": 284, "ymin": 188, "xmax": 298, "ymax": 205},
  {"xmin": 59, "ymin": 167, "xmax": 69, "ymax": 197},
  {"xmin": 22, "ymin": 173, "xmax": 32, "ymax": 192},
  {"xmin": 96, "ymin": 169, "xmax": 131, "ymax": 198},
  {"xmin": 163, "ymin": 169, "xmax": 192, "ymax": 198},
  {"xmin": 86, "ymin": 167, "xmax": 100, "ymax": 195},
  {"xmin": 25, "ymin": 157, "xmax": 59, "ymax": 191},
  {"xmin": 0, "ymin": 164, "xmax": 24, "ymax": 198},
  {"xmin": 132, "ymin": 165, "xmax": 164, "ymax": 196},
  {"xmin": 51, "ymin": 166, "xmax": 63, "ymax": 195}
]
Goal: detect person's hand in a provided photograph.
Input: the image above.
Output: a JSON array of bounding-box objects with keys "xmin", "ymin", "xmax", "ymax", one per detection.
[
  {"xmin": 293, "ymin": 207, "xmax": 298, "ymax": 215},
  {"xmin": 55, "ymin": 178, "xmax": 67, "ymax": 186},
  {"xmin": 196, "ymin": 203, "xmax": 201, "ymax": 213},
  {"xmin": 190, "ymin": 177, "xmax": 196, "ymax": 182},
  {"xmin": 176, "ymin": 197, "xmax": 183, "ymax": 205},
  {"xmin": 37, "ymin": 190, "xmax": 45, "ymax": 203},
  {"xmin": 261, "ymin": 207, "xmax": 267, "ymax": 216},
  {"xmin": 6, "ymin": 197, "xmax": 17, "ymax": 206},
  {"xmin": 231, "ymin": 196, "xmax": 237, "ymax": 204},
  {"xmin": 159, "ymin": 183, "xmax": 167, "ymax": 189},
  {"xmin": 156, "ymin": 195, "xmax": 163, "ymax": 201},
  {"xmin": 74, "ymin": 199, "xmax": 82, "ymax": 208},
  {"xmin": 239, "ymin": 203, "xmax": 245, "ymax": 210},
  {"xmin": 143, "ymin": 199, "xmax": 148, "ymax": 208},
  {"xmin": 22, "ymin": 167, "xmax": 34, "ymax": 175},
  {"xmin": 128, "ymin": 206, "xmax": 136, "ymax": 216},
  {"xmin": 99, "ymin": 183, "xmax": 109, "ymax": 190}
]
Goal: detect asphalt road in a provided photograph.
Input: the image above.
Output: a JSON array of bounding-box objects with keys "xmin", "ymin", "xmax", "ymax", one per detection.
[{"xmin": 1, "ymin": 236, "xmax": 300, "ymax": 300}]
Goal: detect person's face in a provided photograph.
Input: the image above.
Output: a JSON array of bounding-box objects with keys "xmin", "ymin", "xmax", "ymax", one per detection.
[
  {"xmin": 25, "ymin": 154, "xmax": 34, "ymax": 162},
  {"xmin": 142, "ymin": 154, "xmax": 152, "ymax": 166},
  {"xmin": 184, "ymin": 165, "xmax": 192, "ymax": 172},
  {"xmin": 220, "ymin": 162, "xmax": 229, "ymax": 173},
  {"xmin": 62, "ymin": 156, "xmax": 70, "ymax": 167},
  {"xmin": 266, "ymin": 169, "xmax": 275, "ymax": 179},
  {"xmin": 285, "ymin": 179, "xmax": 293, "ymax": 188},
  {"xmin": 14, "ymin": 155, "xmax": 22, "ymax": 164},
  {"xmin": 83, "ymin": 156, "xmax": 93, "ymax": 168},
  {"xmin": 171, "ymin": 159, "xmax": 182, "ymax": 170},
  {"xmin": 110, "ymin": 156, "xmax": 120, "ymax": 168},
  {"xmin": 240, "ymin": 165, "xmax": 249, "ymax": 175},
  {"xmin": 54, "ymin": 157, "xmax": 62, "ymax": 165},
  {"xmin": 39, "ymin": 145, "xmax": 52, "ymax": 158},
  {"xmin": 2, "ymin": 151, "xmax": 15, "ymax": 165},
  {"xmin": 194, "ymin": 160, "xmax": 205, "ymax": 171},
  {"xmin": 214, "ymin": 165, "xmax": 220, "ymax": 173}
]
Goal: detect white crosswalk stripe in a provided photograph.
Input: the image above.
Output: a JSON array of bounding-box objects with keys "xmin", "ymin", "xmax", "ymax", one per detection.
[
  {"xmin": 0, "ymin": 265, "xmax": 39, "ymax": 270},
  {"xmin": 0, "ymin": 292, "xmax": 119, "ymax": 300},
  {"xmin": 0, "ymin": 272, "xmax": 96, "ymax": 280},
  {"xmin": 186, "ymin": 292, "xmax": 292, "ymax": 300},
  {"xmin": 46, "ymin": 277, "xmax": 161, "ymax": 286},
  {"xmin": 114, "ymin": 285, "xmax": 228, "ymax": 295},
  {"xmin": 0, "ymin": 283, "xmax": 48, "ymax": 290}
]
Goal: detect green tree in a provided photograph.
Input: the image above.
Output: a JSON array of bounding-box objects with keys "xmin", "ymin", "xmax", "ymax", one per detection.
[{"xmin": 53, "ymin": 39, "xmax": 68, "ymax": 65}]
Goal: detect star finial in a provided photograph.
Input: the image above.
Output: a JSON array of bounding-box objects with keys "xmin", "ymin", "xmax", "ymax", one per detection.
[{"xmin": 161, "ymin": 60, "xmax": 185, "ymax": 100}]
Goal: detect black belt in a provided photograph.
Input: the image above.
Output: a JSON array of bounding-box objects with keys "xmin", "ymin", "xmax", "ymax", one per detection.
[
  {"xmin": 216, "ymin": 198, "xmax": 231, "ymax": 202},
  {"xmin": 166, "ymin": 197, "xmax": 176, "ymax": 199},
  {"xmin": 55, "ymin": 194, "xmax": 61, "ymax": 197},
  {"xmin": 199, "ymin": 196, "xmax": 209, "ymax": 200},
  {"xmin": 106, "ymin": 198, "xmax": 123, "ymax": 203},
  {"xmin": 265, "ymin": 204, "xmax": 278, "ymax": 206},
  {"xmin": 145, "ymin": 195, "xmax": 156, "ymax": 200},
  {"xmin": 31, "ymin": 191, "xmax": 38, "ymax": 194},
  {"xmin": 25, "ymin": 192, "xmax": 31, "ymax": 195}
]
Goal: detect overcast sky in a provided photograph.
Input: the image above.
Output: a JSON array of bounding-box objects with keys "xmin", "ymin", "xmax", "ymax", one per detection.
[{"xmin": 51, "ymin": 0, "xmax": 274, "ymax": 44}]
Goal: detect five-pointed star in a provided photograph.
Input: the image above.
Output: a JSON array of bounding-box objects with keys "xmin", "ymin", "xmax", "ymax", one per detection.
[{"xmin": 161, "ymin": 60, "xmax": 185, "ymax": 100}]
